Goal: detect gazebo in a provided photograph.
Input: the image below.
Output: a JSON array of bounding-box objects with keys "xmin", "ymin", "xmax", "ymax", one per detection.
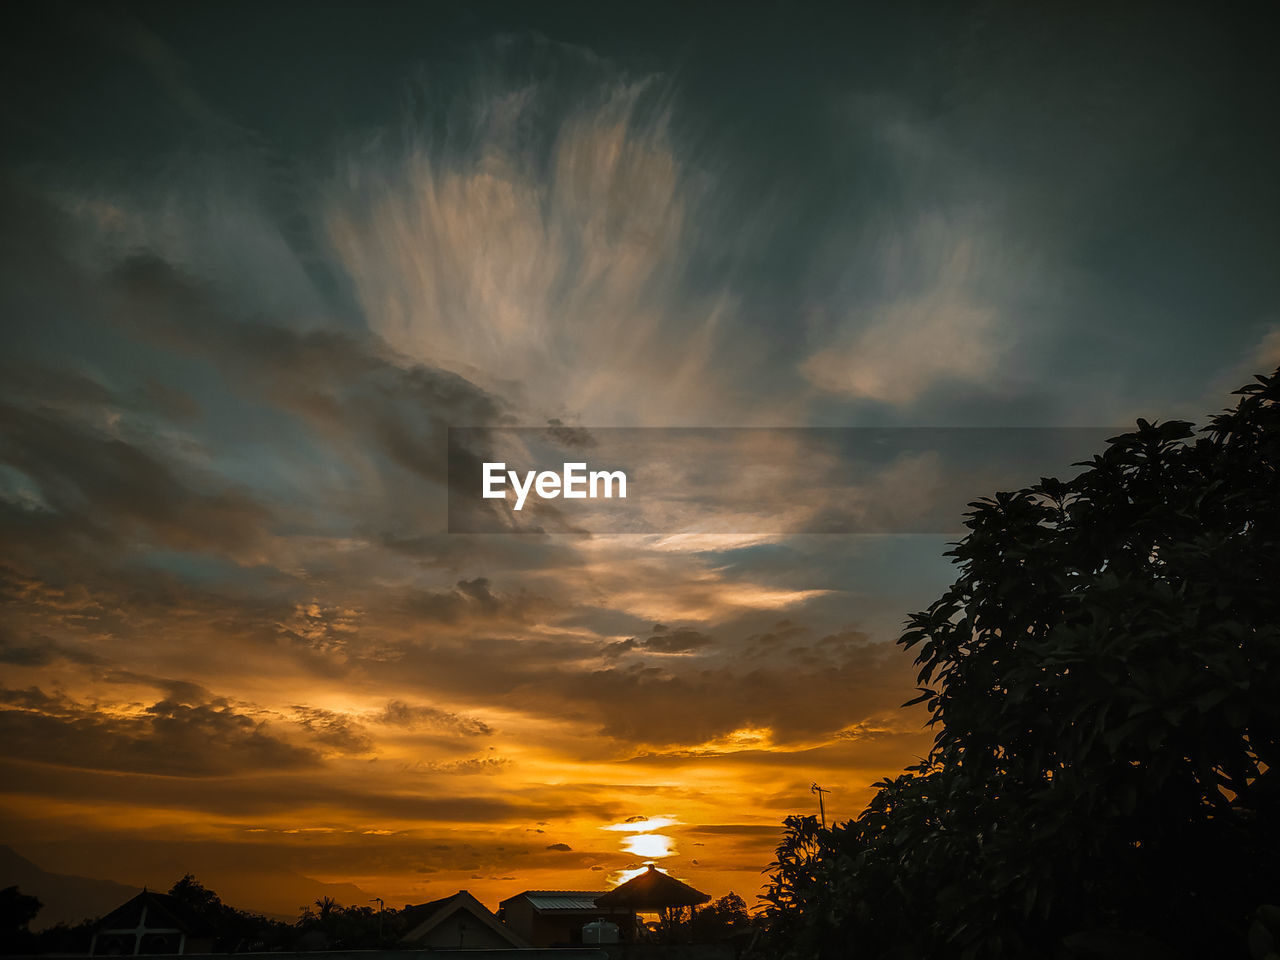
[{"xmin": 594, "ymin": 865, "xmax": 710, "ymax": 942}]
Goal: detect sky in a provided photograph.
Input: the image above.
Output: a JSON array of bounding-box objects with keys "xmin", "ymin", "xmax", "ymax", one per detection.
[{"xmin": 2, "ymin": 0, "xmax": 1279, "ymax": 920}]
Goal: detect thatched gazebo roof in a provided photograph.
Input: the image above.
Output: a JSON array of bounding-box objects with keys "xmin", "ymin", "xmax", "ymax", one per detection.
[{"xmin": 594, "ymin": 865, "xmax": 711, "ymax": 911}]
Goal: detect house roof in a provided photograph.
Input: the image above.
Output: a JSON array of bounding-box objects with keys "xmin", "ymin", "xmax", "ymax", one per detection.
[
  {"xmin": 500, "ymin": 890, "xmax": 612, "ymax": 912},
  {"xmin": 94, "ymin": 890, "xmax": 219, "ymax": 938},
  {"xmin": 399, "ymin": 893, "xmax": 458, "ymax": 930},
  {"xmin": 593, "ymin": 866, "xmax": 710, "ymax": 910},
  {"xmin": 400, "ymin": 890, "xmax": 527, "ymax": 948}
]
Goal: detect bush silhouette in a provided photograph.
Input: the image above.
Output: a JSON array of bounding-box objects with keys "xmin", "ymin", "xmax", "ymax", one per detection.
[{"xmin": 764, "ymin": 370, "xmax": 1280, "ymax": 959}]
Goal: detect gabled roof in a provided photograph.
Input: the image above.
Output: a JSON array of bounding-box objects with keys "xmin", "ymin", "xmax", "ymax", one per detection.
[
  {"xmin": 500, "ymin": 890, "xmax": 612, "ymax": 912},
  {"xmin": 399, "ymin": 892, "xmax": 459, "ymax": 930},
  {"xmin": 400, "ymin": 890, "xmax": 527, "ymax": 948},
  {"xmin": 94, "ymin": 890, "xmax": 219, "ymax": 938},
  {"xmin": 594, "ymin": 866, "xmax": 710, "ymax": 910}
]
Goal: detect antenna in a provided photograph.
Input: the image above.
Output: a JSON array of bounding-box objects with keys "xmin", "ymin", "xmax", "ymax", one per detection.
[{"xmin": 810, "ymin": 783, "xmax": 830, "ymax": 828}]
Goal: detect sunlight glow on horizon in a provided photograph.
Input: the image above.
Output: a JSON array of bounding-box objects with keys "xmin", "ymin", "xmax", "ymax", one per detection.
[{"xmin": 620, "ymin": 833, "xmax": 675, "ymax": 858}]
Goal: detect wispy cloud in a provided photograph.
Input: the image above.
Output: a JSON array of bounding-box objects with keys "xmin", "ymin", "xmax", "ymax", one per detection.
[
  {"xmin": 802, "ymin": 223, "xmax": 1006, "ymax": 405},
  {"xmin": 324, "ymin": 44, "xmax": 766, "ymax": 426}
]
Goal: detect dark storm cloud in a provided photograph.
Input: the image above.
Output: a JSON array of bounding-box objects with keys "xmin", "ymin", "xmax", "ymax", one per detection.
[
  {"xmin": 0, "ymin": 626, "xmax": 104, "ymax": 667},
  {"xmin": 563, "ymin": 654, "xmax": 896, "ymax": 745},
  {"xmin": 107, "ymin": 255, "xmax": 503, "ymax": 472},
  {"xmin": 368, "ymin": 624, "xmax": 911, "ymax": 747},
  {"xmin": 291, "ymin": 706, "xmax": 375, "ymax": 755},
  {"xmin": 543, "ymin": 420, "xmax": 596, "ymax": 449},
  {"xmin": 1, "ymin": 562, "xmax": 356, "ymax": 686},
  {"xmin": 0, "ymin": 166, "xmax": 530, "ymax": 644},
  {"xmin": 1, "ymin": 160, "xmax": 511, "ymax": 569},
  {"xmin": 100, "ymin": 253, "xmax": 514, "ymax": 540},
  {"xmin": 0, "ymin": 366, "xmax": 116, "ymax": 415},
  {"xmin": 399, "ymin": 577, "xmax": 557, "ymax": 626},
  {"xmin": 376, "ymin": 700, "xmax": 493, "ymax": 737},
  {"xmin": 621, "ymin": 732, "xmax": 929, "ymax": 772},
  {"xmin": 407, "ymin": 756, "xmax": 510, "ymax": 775},
  {"xmin": 604, "ymin": 625, "xmax": 714, "ymax": 658},
  {"xmin": 640, "ymin": 625, "xmax": 715, "ymax": 654},
  {"xmin": 0, "ymin": 687, "xmax": 66, "ymax": 713},
  {"xmin": 0, "ymin": 362, "xmax": 199, "ymax": 428},
  {"xmin": 0, "ymin": 757, "xmax": 613, "ymax": 825},
  {"xmin": 0, "ymin": 687, "xmax": 318, "ymax": 776},
  {"xmin": 99, "ymin": 672, "xmax": 212, "ymax": 705},
  {"xmin": 0, "ymin": 400, "xmax": 271, "ymax": 556}
]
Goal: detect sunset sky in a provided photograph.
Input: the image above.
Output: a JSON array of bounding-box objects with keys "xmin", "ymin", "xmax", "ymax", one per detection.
[{"xmin": 3, "ymin": 1, "xmax": 1279, "ymax": 920}]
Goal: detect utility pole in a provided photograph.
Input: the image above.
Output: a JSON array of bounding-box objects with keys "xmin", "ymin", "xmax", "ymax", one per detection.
[
  {"xmin": 370, "ymin": 898, "xmax": 384, "ymax": 941},
  {"xmin": 811, "ymin": 783, "xmax": 830, "ymax": 828}
]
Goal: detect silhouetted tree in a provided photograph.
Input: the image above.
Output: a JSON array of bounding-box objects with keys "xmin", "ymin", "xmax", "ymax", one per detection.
[
  {"xmin": 764, "ymin": 369, "xmax": 1280, "ymax": 959},
  {"xmin": 0, "ymin": 887, "xmax": 42, "ymax": 954},
  {"xmin": 293, "ymin": 897, "xmax": 395, "ymax": 949},
  {"xmin": 168, "ymin": 874, "xmax": 223, "ymax": 921},
  {"xmin": 691, "ymin": 892, "xmax": 754, "ymax": 942},
  {"xmin": 165, "ymin": 875, "xmax": 285, "ymax": 952},
  {"xmin": 30, "ymin": 917, "xmax": 98, "ymax": 955}
]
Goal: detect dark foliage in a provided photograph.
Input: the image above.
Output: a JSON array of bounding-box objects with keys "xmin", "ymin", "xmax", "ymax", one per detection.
[
  {"xmin": 165, "ymin": 874, "xmax": 285, "ymax": 951},
  {"xmin": 764, "ymin": 370, "xmax": 1280, "ymax": 959},
  {"xmin": 690, "ymin": 892, "xmax": 756, "ymax": 942},
  {"xmin": 26, "ymin": 917, "xmax": 98, "ymax": 955},
  {"xmin": 14, "ymin": 874, "xmax": 411, "ymax": 954},
  {"xmin": 1, "ymin": 886, "xmax": 42, "ymax": 954},
  {"xmin": 167, "ymin": 874, "xmax": 223, "ymax": 917},
  {"xmin": 294, "ymin": 894, "xmax": 405, "ymax": 949}
]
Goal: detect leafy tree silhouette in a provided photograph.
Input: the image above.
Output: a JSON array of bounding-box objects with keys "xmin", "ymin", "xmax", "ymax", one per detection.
[
  {"xmin": 165, "ymin": 875, "xmax": 285, "ymax": 952},
  {"xmin": 691, "ymin": 891, "xmax": 756, "ymax": 942},
  {"xmin": 764, "ymin": 369, "xmax": 1280, "ymax": 960},
  {"xmin": 294, "ymin": 896, "xmax": 400, "ymax": 949},
  {"xmin": 1, "ymin": 886, "xmax": 42, "ymax": 954},
  {"xmin": 7, "ymin": 874, "xmax": 405, "ymax": 955},
  {"xmin": 313, "ymin": 896, "xmax": 339, "ymax": 920},
  {"xmin": 168, "ymin": 874, "xmax": 223, "ymax": 921}
]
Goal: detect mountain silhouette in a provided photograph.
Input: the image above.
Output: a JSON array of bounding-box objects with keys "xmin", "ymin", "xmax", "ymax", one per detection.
[
  {"xmin": 0, "ymin": 845, "xmax": 140, "ymax": 929},
  {"xmin": 0, "ymin": 846, "xmax": 377, "ymax": 927}
]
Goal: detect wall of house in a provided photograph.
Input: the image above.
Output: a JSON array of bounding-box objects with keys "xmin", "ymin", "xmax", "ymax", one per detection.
[
  {"xmin": 500, "ymin": 901, "xmax": 592, "ymax": 947},
  {"xmin": 413, "ymin": 911, "xmax": 518, "ymax": 950},
  {"xmin": 499, "ymin": 897, "xmax": 536, "ymax": 942},
  {"xmin": 531, "ymin": 913, "xmax": 587, "ymax": 947},
  {"xmin": 501, "ymin": 900, "xmax": 635, "ymax": 948}
]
